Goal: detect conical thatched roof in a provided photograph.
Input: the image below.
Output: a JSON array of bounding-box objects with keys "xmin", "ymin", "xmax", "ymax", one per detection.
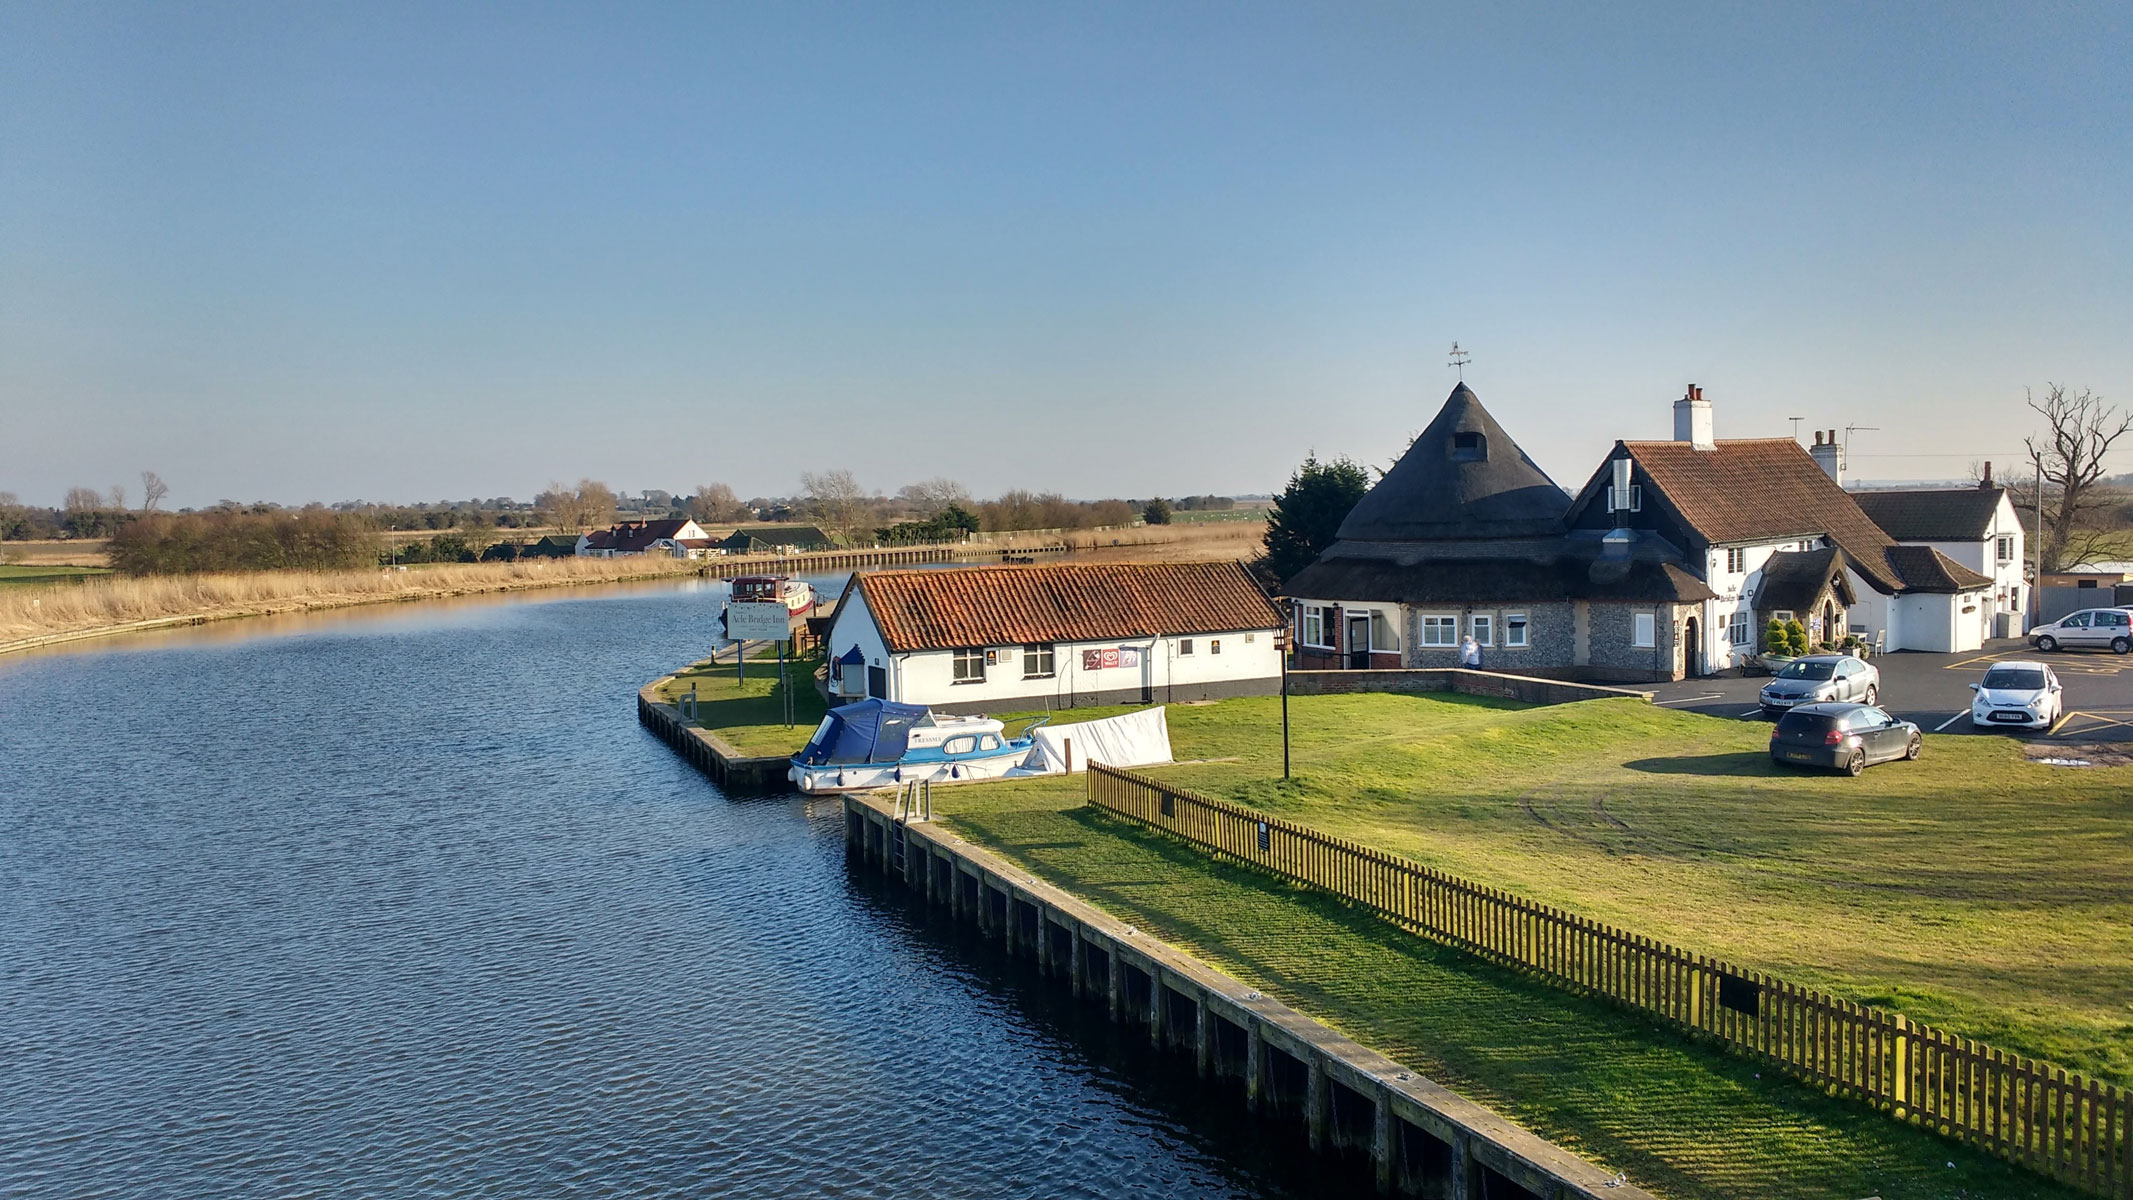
[{"xmin": 1335, "ymin": 383, "xmax": 1569, "ymax": 541}]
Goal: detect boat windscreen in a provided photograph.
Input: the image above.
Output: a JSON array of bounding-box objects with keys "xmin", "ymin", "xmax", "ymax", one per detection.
[{"xmin": 799, "ymin": 699, "xmax": 930, "ymax": 764}]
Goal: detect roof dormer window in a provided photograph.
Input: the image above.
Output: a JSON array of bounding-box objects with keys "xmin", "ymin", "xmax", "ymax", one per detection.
[{"xmin": 1450, "ymin": 431, "xmax": 1486, "ymax": 462}]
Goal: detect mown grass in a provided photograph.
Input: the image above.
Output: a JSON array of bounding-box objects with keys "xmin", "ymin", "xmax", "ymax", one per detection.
[
  {"xmin": 953, "ymin": 803, "xmax": 2093, "ymax": 1200},
  {"xmin": 942, "ymin": 694, "xmax": 2133, "ymax": 1087},
  {"xmin": 0, "ymin": 564, "xmax": 113, "ymax": 586},
  {"xmin": 653, "ymin": 649, "xmax": 829, "ymax": 756}
]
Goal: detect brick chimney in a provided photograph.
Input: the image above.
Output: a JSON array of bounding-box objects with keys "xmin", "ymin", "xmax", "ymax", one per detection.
[
  {"xmin": 1672, "ymin": 384, "xmax": 1714, "ymax": 450},
  {"xmin": 1979, "ymin": 462, "xmax": 1994, "ymax": 490},
  {"xmin": 1810, "ymin": 429, "xmax": 1842, "ymax": 485}
]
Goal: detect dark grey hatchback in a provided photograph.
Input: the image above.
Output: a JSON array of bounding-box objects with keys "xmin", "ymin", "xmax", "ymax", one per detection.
[{"xmin": 1769, "ymin": 703, "xmax": 1922, "ymax": 776}]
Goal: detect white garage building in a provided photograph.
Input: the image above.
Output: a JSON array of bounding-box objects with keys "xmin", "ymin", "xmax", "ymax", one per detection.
[{"xmin": 823, "ymin": 561, "xmax": 1286, "ymax": 713}]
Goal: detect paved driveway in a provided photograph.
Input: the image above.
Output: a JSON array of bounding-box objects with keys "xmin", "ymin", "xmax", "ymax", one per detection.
[{"xmin": 1644, "ymin": 638, "xmax": 2133, "ymax": 741}]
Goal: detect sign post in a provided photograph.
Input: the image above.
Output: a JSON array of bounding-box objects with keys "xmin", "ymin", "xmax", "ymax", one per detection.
[
  {"xmin": 1277, "ymin": 623, "xmax": 1291, "ymax": 781},
  {"xmin": 727, "ymin": 601, "xmax": 793, "ymax": 690}
]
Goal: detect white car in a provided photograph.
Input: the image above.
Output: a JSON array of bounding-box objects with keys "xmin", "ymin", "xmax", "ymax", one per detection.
[
  {"xmin": 2028, "ymin": 607, "xmax": 2133, "ymax": 654},
  {"xmin": 1969, "ymin": 661, "xmax": 2064, "ymax": 730}
]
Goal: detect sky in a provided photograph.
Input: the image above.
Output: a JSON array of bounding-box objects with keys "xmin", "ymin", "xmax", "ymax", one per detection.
[{"xmin": 2, "ymin": 2, "xmax": 2129, "ymax": 509}]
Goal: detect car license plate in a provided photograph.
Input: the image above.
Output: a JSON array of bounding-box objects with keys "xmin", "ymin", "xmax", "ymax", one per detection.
[
  {"xmin": 1782, "ymin": 751, "xmax": 1812, "ymax": 761},
  {"xmin": 1988, "ymin": 712, "xmax": 2027, "ymax": 723}
]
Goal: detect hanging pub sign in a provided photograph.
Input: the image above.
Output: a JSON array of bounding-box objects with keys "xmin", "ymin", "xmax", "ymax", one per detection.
[{"xmin": 1080, "ymin": 647, "xmax": 1143, "ymax": 671}]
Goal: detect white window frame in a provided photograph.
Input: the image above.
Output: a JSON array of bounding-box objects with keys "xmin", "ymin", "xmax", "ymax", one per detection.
[
  {"xmin": 1420, "ymin": 614, "xmax": 1459, "ymax": 647},
  {"xmin": 1470, "ymin": 613, "xmax": 1493, "ymax": 647},
  {"xmin": 1772, "ymin": 609, "xmax": 1795, "ymax": 624},
  {"xmin": 1632, "ymin": 612, "xmax": 1657, "ymax": 648},
  {"xmin": 1300, "ymin": 606, "xmax": 1328, "ymax": 649},
  {"xmin": 1367, "ymin": 609, "xmax": 1401, "ymax": 653},
  {"xmin": 1504, "ymin": 612, "xmax": 1528, "ymax": 648},
  {"xmin": 1726, "ymin": 547, "xmax": 1746, "ymax": 574},
  {"xmin": 1605, "ymin": 484, "xmax": 1643, "ymax": 513},
  {"xmin": 1996, "ymin": 536, "xmax": 2015, "ymax": 564},
  {"xmin": 952, "ymin": 647, "xmax": 986, "ymax": 683},
  {"xmin": 1727, "ymin": 611, "xmax": 1751, "ymax": 647},
  {"xmin": 1022, "ymin": 643, "xmax": 1055, "ymax": 679}
]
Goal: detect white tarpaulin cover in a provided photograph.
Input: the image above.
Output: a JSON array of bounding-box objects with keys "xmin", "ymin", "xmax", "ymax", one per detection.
[{"xmin": 1022, "ymin": 707, "xmax": 1172, "ymax": 775}]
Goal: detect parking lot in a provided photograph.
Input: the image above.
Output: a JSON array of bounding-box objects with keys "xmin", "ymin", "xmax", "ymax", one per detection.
[{"xmin": 1645, "ymin": 638, "xmax": 2133, "ymax": 741}]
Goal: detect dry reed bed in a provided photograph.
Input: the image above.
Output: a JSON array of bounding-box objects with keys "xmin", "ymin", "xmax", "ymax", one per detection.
[{"xmin": 0, "ymin": 558, "xmax": 705, "ymax": 648}]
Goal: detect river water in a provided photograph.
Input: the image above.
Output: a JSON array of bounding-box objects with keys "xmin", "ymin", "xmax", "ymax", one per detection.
[{"xmin": 0, "ymin": 579, "xmax": 1345, "ymax": 1199}]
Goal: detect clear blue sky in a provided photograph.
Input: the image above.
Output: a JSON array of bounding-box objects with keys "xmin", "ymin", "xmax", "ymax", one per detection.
[{"xmin": 3, "ymin": 2, "xmax": 2128, "ymax": 508}]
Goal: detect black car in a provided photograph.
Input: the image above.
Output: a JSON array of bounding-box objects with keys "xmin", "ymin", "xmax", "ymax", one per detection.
[{"xmin": 1769, "ymin": 703, "xmax": 1922, "ymax": 776}]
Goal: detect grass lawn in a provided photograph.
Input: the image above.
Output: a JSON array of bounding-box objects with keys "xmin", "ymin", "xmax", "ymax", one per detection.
[
  {"xmin": 917, "ymin": 692, "xmax": 2131, "ymax": 1196},
  {"xmin": 651, "ymin": 648, "xmax": 832, "ymax": 756},
  {"xmin": 0, "ymin": 564, "xmax": 113, "ymax": 586}
]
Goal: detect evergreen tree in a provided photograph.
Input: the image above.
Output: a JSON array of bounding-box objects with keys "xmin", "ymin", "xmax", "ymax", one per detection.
[
  {"xmin": 1142, "ymin": 498, "xmax": 1173, "ymax": 525},
  {"xmin": 1260, "ymin": 454, "xmax": 1369, "ymax": 582}
]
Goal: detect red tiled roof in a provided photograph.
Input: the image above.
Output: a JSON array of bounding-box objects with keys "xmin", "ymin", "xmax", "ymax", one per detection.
[
  {"xmin": 851, "ymin": 561, "xmax": 1284, "ymax": 653},
  {"xmin": 584, "ymin": 519, "xmax": 697, "ymax": 553},
  {"xmin": 1613, "ymin": 439, "xmax": 1909, "ymax": 593}
]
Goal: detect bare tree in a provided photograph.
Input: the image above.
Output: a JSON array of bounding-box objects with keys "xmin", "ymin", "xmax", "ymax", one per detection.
[
  {"xmin": 2024, "ymin": 383, "xmax": 2131, "ymax": 572},
  {"xmin": 533, "ymin": 478, "xmax": 618, "ymax": 534},
  {"xmin": 64, "ymin": 486, "xmax": 105, "ymax": 513},
  {"xmin": 800, "ymin": 469, "xmax": 866, "ymax": 540},
  {"xmin": 140, "ymin": 471, "xmax": 169, "ymax": 512},
  {"xmin": 688, "ymin": 483, "xmax": 746, "ymax": 524},
  {"xmin": 108, "ymin": 484, "xmax": 126, "ymax": 511},
  {"xmin": 895, "ymin": 477, "xmax": 970, "ymax": 517}
]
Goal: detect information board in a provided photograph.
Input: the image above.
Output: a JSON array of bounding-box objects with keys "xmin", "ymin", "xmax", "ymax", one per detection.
[{"xmin": 726, "ymin": 601, "xmax": 794, "ymax": 642}]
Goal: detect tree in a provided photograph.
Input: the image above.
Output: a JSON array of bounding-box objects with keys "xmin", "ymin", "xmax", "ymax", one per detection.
[
  {"xmin": 688, "ymin": 483, "xmax": 747, "ymax": 524},
  {"xmin": 895, "ymin": 477, "xmax": 970, "ymax": 517},
  {"xmin": 535, "ymin": 479, "xmax": 617, "ymax": 534},
  {"xmin": 2024, "ymin": 384, "xmax": 2131, "ymax": 572},
  {"xmin": 140, "ymin": 471, "xmax": 169, "ymax": 513},
  {"xmin": 1260, "ymin": 454, "xmax": 1370, "ymax": 582},
  {"xmin": 800, "ymin": 469, "xmax": 866, "ymax": 540},
  {"xmin": 1142, "ymin": 497, "xmax": 1173, "ymax": 525}
]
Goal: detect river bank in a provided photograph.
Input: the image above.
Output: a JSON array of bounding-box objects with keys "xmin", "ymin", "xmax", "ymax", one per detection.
[{"xmin": 0, "ymin": 522, "xmax": 1263, "ymax": 658}]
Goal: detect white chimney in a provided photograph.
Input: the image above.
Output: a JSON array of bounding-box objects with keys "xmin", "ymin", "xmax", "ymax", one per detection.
[
  {"xmin": 1673, "ymin": 384, "xmax": 1714, "ymax": 450},
  {"xmin": 1810, "ymin": 428, "xmax": 1842, "ymax": 485}
]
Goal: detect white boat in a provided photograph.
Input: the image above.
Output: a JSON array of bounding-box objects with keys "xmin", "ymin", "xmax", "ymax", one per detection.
[{"xmin": 787, "ymin": 699, "xmax": 1046, "ymax": 794}]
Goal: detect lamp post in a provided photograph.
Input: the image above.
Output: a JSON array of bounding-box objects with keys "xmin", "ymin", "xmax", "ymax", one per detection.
[{"xmin": 1277, "ymin": 614, "xmax": 1292, "ymax": 782}]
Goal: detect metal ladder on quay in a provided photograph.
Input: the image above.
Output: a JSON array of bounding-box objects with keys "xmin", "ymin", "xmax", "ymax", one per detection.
[{"xmin": 889, "ymin": 779, "xmax": 934, "ymax": 873}]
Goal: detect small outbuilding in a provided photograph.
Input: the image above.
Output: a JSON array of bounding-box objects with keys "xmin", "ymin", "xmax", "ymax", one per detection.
[{"xmin": 823, "ymin": 561, "xmax": 1286, "ymax": 713}]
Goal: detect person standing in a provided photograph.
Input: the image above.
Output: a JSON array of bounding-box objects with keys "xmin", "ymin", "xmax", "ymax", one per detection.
[{"xmin": 1461, "ymin": 634, "xmax": 1483, "ymax": 669}]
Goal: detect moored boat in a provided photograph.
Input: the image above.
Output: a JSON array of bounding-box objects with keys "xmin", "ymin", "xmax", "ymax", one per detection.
[
  {"xmin": 787, "ymin": 699, "xmax": 1047, "ymax": 793},
  {"xmin": 732, "ymin": 574, "xmax": 815, "ymax": 615}
]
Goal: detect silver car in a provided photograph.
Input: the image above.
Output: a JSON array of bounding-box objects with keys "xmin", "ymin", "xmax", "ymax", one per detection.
[
  {"xmin": 2029, "ymin": 608, "xmax": 2133, "ymax": 654},
  {"xmin": 1759, "ymin": 654, "xmax": 1881, "ymax": 717}
]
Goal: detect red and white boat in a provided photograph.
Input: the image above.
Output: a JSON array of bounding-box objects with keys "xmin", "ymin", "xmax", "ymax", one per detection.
[{"xmin": 731, "ymin": 575, "xmax": 815, "ymax": 616}]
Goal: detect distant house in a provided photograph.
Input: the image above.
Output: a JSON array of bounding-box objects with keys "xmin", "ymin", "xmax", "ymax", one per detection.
[
  {"xmin": 576, "ymin": 518, "xmax": 713, "ymax": 558},
  {"xmin": 520, "ymin": 534, "xmax": 585, "ymax": 559},
  {"xmin": 716, "ymin": 525, "xmax": 839, "ymax": 555},
  {"xmin": 1283, "ymin": 384, "xmax": 1992, "ymax": 682},
  {"xmin": 1852, "ymin": 475, "xmax": 2027, "ymax": 638},
  {"xmin": 822, "ymin": 561, "xmax": 1285, "ymax": 713}
]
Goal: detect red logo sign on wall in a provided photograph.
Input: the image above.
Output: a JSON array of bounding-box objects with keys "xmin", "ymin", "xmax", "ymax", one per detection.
[{"xmin": 1080, "ymin": 647, "xmax": 1142, "ymax": 670}]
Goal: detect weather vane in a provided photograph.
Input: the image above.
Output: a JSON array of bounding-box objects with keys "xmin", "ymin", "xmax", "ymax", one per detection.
[{"xmin": 1447, "ymin": 342, "xmax": 1471, "ymax": 380}]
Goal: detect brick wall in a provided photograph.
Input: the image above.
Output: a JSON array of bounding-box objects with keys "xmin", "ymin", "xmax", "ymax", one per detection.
[{"xmin": 1287, "ymin": 668, "xmax": 1652, "ymax": 705}]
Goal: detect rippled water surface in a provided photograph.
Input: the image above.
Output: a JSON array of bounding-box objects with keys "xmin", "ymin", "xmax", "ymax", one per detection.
[{"xmin": 0, "ymin": 581, "xmax": 1345, "ymax": 1199}]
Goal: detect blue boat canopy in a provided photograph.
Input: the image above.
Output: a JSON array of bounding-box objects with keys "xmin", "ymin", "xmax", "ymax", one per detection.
[
  {"xmin": 795, "ymin": 698, "xmax": 929, "ymax": 766},
  {"xmin": 836, "ymin": 645, "xmax": 866, "ymax": 666}
]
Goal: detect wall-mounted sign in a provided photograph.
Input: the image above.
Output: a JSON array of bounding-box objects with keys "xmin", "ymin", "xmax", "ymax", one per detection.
[
  {"xmin": 726, "ymin": 601, "xmax": 793, "ymax": 642},
  {"xmin": 1080, "ymin": 647, "xmax": 1142, "ymax": 670}
]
